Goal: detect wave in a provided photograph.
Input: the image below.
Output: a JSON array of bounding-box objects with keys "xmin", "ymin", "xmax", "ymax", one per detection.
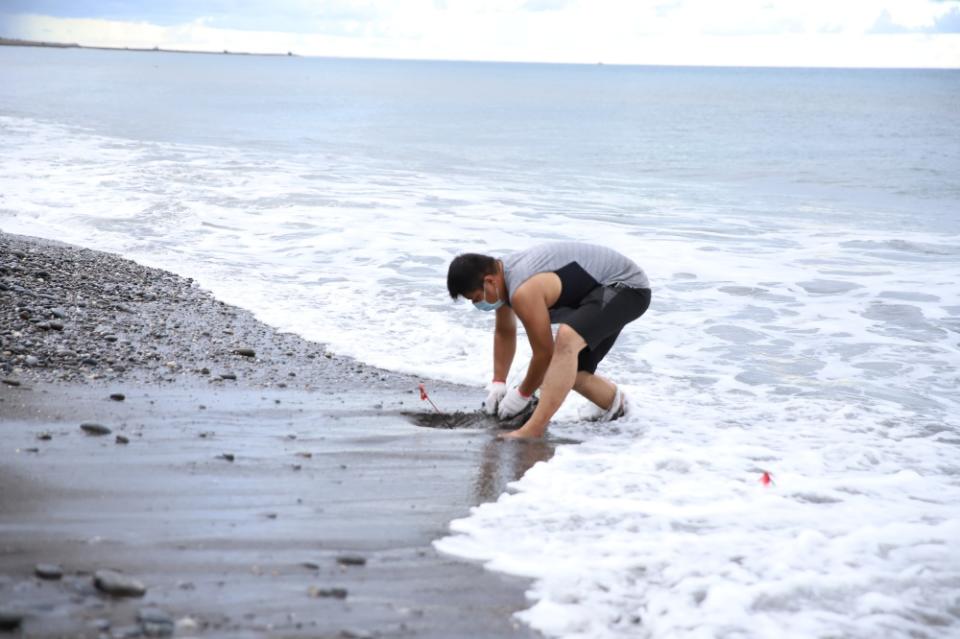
[{"xmin": 2, "ymin": 113, "xmax": 959, "ymax": 638}]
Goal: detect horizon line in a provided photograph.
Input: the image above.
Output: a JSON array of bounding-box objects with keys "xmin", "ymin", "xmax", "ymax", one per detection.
[{"xmin": 2, "ymin": 35, "xmax": 958, "ymax": 71}]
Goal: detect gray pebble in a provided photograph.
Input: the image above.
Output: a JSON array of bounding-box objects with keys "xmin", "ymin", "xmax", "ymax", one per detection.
[
  {"xmin": 234, "ymin": 347, "xmax": 256, "ymax": 357},
  {"xmin": 336, "ymin": 555, "xmax": 367, "ymax": 567},
  {"xmin": 1, "ymin": 378, "xmax": 20, "ymax": 387},
  {"xmin": 94, "ymin": 569, "xmax": 146, "ymax": 597},
  {"xmin": 137, "ymin": 607, "xmax": 174, "ymax": 637},
  {"xmin": 110, "ymin": 393, "xmax": 126, "ymax": 401},
  {"xmin": 307, "ymin": 586, "xmax": 348, "ymax": 599},
  {"xmin": 0, "ymin": 609, "xmax": 24, "ymax": 631},
  {"xmin": 220, "ymin": 453, "xmax": 235, "ymax": 462},
  {"xmin": 116, "ymin": 435, "xmax": 130, "ymax": 445},
  {"xmin": 220, "ymin": 372, "xmax": 237, "ymax": 380},
  {"xmin": 81, "ymin": 423, "xmax": 112, "ymax": 436},
  {"xmin": 24, "ymin": 355, "xmax": 39, "ymax": 367},
  {"xmin": 35, "ymin": 563, "xmax": 63, "ymax": 580}
]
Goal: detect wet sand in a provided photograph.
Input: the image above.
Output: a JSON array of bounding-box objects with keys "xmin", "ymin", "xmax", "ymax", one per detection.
[{"xmin": 0, "ymin": 232, "xmax": 550, "ymax": 637}]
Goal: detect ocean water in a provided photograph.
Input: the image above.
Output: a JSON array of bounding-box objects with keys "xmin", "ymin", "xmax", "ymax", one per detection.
[{"xmin": 2, "ymin": 47, "xmax": 960, "ymax": 638}]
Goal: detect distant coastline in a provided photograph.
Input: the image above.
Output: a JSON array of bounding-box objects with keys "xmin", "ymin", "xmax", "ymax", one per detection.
[{"xmin": 0, "ymin": 36, "xmax": 295, "ymax": 57}]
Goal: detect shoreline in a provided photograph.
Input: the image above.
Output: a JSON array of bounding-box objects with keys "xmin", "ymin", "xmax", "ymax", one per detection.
[
  {"xmin": 0, "ymin": 37, "xmax": 295, "ymax": 57},
  {"xmin": 0, "ymin": 230, "xmax": 398, "ymax": 389},
  {"xmin": 0, "ymin": 230, "xmax": 548, "ymax": 638}
]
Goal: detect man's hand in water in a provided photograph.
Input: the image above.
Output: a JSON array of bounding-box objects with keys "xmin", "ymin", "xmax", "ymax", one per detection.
[
  {"xmin": 497, "ymin": 387, "xmax": 531, "ymax": 420},
  {"xmin": 483, "ymin": 381, "xmax": 507, "ymax": 415}
]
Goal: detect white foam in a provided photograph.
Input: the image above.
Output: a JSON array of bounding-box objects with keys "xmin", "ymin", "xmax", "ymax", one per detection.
[
  {"xmin": 438, "ymin": 396, "xmax": 960, "ymax": 638},
  {"xmin": 2, "ymin": 114, "xmax": 959, "ymax": 637}
]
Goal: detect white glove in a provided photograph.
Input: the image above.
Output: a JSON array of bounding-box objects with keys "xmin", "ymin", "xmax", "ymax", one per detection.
[
  {"xmin": 483, "ymin": 381, "xmax": 507, "ymax": 415},
  {"xmin": 498, "ymin": 387, "xmax": 532, "ymax": 420}
]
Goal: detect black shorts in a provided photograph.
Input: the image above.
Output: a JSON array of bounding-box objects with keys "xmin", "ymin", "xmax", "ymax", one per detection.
[{"xmin": 558, "ymin": 286, "xmax": 651, "ymax": 374}]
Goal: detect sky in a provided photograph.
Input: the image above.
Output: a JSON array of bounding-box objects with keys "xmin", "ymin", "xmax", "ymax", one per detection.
[{"xmin": 1, "ymin": 0, "xmax": 959, "ymax": 68}]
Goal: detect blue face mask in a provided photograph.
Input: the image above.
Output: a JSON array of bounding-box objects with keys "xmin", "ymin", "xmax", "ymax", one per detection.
[{"xmin": 473, "ymin": 280, "xmax": 504, "ymax": 312}]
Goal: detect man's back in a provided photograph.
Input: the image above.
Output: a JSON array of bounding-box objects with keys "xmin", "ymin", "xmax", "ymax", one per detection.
[{"xmin": 502, "ymin": 242, "xmax": 649, "ymax": 310}]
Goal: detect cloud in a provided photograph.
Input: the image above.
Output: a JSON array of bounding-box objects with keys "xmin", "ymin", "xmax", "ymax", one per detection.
[
  {"xmin": 207, "ymin": 1, "xmax": 383, "ymax": 34},
  {"xmin": 0, "ymin": 0, "xmax": 385, "ymax": 35},
  {"xmin": 870, "ymin": 4, "xmax": 960, "ymax": 34},
  {"xmin": 931, "ymin": 6, "xmax": 960, "ymax": 32},
  {"xmin": 655, "ymin": 1, "xmax": 684, "ymax": 18},
  {"xmin": 522, "ymin": 0, "xmax": 574, "ymax": 11},
  {"xmin": 3, "ymin": 1, "xmax": 959, "ymax": 38},
  {"xmin": 870, "ymin": 9, "xmax": 910, "ymax": 34},
  {"xmin": 2, "ymin": 1, "xmax": 959, "ymax": 67},
  {"xmin": 0, "ymin": 0, "xmax": 218, "ymax": 27}
]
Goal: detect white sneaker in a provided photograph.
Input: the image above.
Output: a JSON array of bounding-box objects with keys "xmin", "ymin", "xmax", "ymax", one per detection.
[
  {"xmin": 578, "ymin": 401, "xmax": 606, "ymax": 422},
  {"xmin": 599, "ymin": 386, "xmax": 627, "ymax": 422},
  {"xmin": 578, "ymin": 386, "xmax": 627, "ymax": 423}
]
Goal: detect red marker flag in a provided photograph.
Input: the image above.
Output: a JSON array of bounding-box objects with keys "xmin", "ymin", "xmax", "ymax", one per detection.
[{"xmin": 418, "ymin": 383, "xmax": 442, "ymax": 414}]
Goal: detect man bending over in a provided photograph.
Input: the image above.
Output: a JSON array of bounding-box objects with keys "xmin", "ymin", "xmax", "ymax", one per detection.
[{"xmin": 446, "ymin": 241, "xmax": 651, "ymax": 439}]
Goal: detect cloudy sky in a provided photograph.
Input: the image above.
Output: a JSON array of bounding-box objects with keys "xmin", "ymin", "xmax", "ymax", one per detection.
[{"xmin": 1, "ymin": 0, "xmax": 959, "ymax": 67}]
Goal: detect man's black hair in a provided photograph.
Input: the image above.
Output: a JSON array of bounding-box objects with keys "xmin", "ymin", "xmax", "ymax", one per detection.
[{"xmin": 447, "ymin": 253, "xmax": 498, "ymax": 300}]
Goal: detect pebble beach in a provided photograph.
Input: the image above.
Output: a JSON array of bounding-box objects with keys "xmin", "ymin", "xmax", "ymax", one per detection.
[{"xmin": 0, "ymin": 230, "xmax": 548, "ymax": 638}]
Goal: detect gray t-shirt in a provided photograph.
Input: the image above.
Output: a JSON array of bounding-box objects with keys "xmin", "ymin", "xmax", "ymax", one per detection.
[{"xmin": 501, "ymin": 242, "xmax": 649, "ymax": 315}]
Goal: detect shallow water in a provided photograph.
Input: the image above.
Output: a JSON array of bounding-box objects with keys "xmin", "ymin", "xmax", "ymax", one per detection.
[
  {"xmin": 2, "ymin": 47, "xmax": 959, "ymax": 638},
  {"xmin": 405, "ymin": 398, "xmax": 538, "ymax": 430}
]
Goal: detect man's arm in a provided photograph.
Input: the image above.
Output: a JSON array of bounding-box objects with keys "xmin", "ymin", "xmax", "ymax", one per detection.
[
  {"xmin": 511, "ymin": 288, "xmax": 554, "ymax": 396},
  {"xmin": 492, "ymin": 304, "xmax": 517, "ymax": 382}
]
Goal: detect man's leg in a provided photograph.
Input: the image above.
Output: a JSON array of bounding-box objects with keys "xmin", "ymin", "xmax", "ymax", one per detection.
[
  {"xmin": 573, "ymin": 371, "xmax": 617, "ymax": 411},
  {"xmin": 505, "ymin": 324, "xmax": 585, "ymax": 439},
  {"xmin": 503, "ymin": 287, "xmax": 649, "ymax": 439},
  {"xmin": 571, "ymin": 329, "xmax": 620, "ymax": 411}
]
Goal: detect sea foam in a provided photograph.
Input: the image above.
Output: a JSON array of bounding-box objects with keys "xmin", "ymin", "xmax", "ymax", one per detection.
[{"xmin": 2, "ymin": 113, "xmax": 958, "ymax": 638}]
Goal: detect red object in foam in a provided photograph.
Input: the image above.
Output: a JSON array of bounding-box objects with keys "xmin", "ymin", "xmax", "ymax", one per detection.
[
  {"xmin": 760, "ymin": 471, "xmax": 774, "ymax": 487},
  {"xmin": 418, "ymin": 383, "xmax": 442, "ymax": 414}
]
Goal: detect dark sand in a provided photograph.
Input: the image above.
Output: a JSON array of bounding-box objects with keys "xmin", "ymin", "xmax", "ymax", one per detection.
[{"xmin": 0, "ymin": 232, "xmax": 549, "ymax": 638}]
